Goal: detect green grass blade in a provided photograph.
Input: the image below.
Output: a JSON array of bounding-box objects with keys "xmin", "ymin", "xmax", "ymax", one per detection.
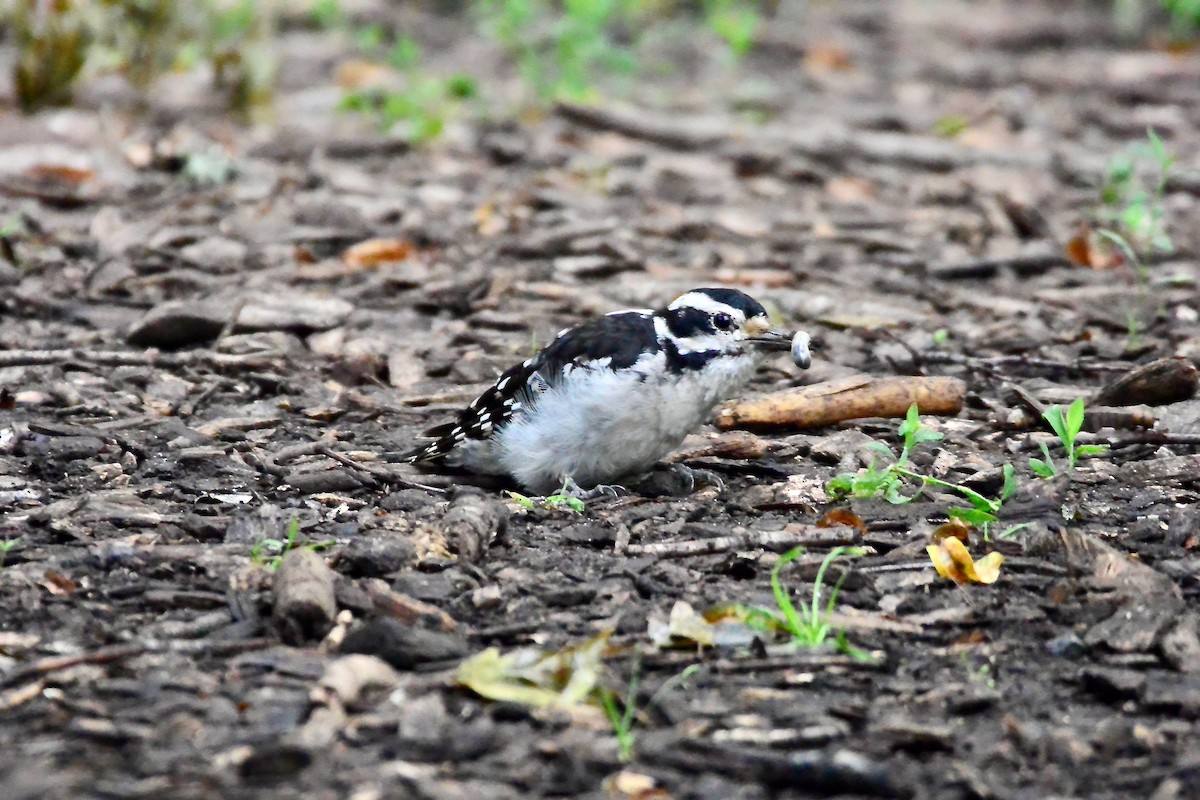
[{"xmin": 770, "ymin": 547, "xmax": 807, "ymax": 637}]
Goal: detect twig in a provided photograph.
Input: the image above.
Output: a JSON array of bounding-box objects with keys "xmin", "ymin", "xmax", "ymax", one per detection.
[
  {"xmin": 622, "ymin": 527, "xmax": 860, "ymax": 558},
  {"xmin": 216, "ymin": 297, "xmax": 248, "ymax": 341},
  {"xmin": 1106, "ymin": 432, "xmax": 1200, "ymax": 449},
  {"xmin": 554, "ymin": 100, "xmax": 727, "ymax": 149},
  {"xmin": 919, "ymin": 351, "xmax": 1131, "ymax": 375},
  {"xmin": 930, "ymin": 247, "xmax": 1191, "ymax": 280},
  {"xmin": 0, "ymin": 348, "xmax": 284, "ymax": 370},
  {"xmin": 0, "ymin": 638, "xmax": 273, "ymax": 689},
  {"xmin": 317, "ymin": 446, "xmax": 446, "ymax": 494},
  {"xmin": 260, "ymin": 440, "xmax": 329, "ymax": 477}
]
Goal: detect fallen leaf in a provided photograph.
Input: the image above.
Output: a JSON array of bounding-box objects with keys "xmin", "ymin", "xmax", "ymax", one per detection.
[
  {"xmin": 39, "ymin": 570, "xmax": 79, "ymax": 596},
  {"xmin": 343, "ymin": 238, "xmax": 415, "ymax": 268},
  {"xmin": 930, "ymin": 518, "xmax": 971, "ymax": 545},
  {"xmin": 475, "ymin": 201, "xmax": 507, "ymax": 237},
  {"xmin": 26, "ymin": 164, "xmax": 95, "ymax": 186},
  {"xmin": 817, "ymin": 508, "xmax": 867, "ymax": 534},
  {"xmin": 926, "ymin": 537, "xmax": 1003, "ymax": 585},
  {"xmin": 804, "ymin": 43, "xmax": 853, "ymax": 72},
  {"xmin": 825, "ymin": 175, "xmax": 875, "ymax": 203},
  {"xmin": 648, "ymin": 600, "xmax": 715, "ymax": 648},
  {"xmin": 457, "ymin": 632, "xmax": 610, "ymax": 709},
  {"xmin": 603, "ymin": 770, "xmax": 673, "ymax": 799},
  {"xmin": 1065, "ymin": 225, "xmax": 1118, "ymax": 269},
  {"xmin": 335, "ymin": 59, "xmax": 391, "ymax": 90}
]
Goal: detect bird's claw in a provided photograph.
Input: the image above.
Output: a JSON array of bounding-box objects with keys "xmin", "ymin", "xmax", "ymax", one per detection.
[{"xmin": 558, "ymin": 477, "xmax": 627, "ymax": 502}]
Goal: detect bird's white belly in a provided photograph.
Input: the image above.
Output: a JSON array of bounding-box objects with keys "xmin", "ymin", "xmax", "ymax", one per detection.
[{"xmin": 494, "ymin": 355, "xmax": 758, "ymax": 492}]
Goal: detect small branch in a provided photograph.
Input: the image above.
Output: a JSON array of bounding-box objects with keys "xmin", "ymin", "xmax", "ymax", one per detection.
[
  {"xmin": 0, "ymin": 638, "xmax": 273, "ymax": 689},
  {"xmin": 0, "ymin": 348, "xmax": 284, "ymax": 370},
  {"xmin": 317, "ymin": 446, "xmax": 446, "ymax": 494},
  {"xmin": 622, "ymin": 527, "xmax": 860, "ymax": 558}
]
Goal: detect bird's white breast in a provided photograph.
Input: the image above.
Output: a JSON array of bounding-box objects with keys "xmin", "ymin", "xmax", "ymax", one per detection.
[{"xmin": 491, "ymin": 350, "xmax": 761, "ymax": 492}]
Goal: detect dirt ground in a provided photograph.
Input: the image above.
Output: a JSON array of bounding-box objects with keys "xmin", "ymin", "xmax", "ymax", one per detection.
[{"xmin": 3, "ymin": 2, "xmax": 1200, "ymax": 798}]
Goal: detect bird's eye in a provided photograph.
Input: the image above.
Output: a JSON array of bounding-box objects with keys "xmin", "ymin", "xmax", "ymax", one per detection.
[{"xmin": 713, "ymin": 313, "xmax": 735, "ymax": 331}]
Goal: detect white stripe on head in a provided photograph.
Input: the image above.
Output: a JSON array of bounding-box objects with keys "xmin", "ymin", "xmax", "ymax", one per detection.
[{"xmin": 668, "ymin": 291, "xmax": 746, "ymax": 321}]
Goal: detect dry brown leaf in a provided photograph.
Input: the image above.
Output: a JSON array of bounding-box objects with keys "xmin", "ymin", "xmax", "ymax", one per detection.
[
  {"xmin": 343, "ymin": 238, "xmax": 415, "ymax": 268},
  {"xmin": 26, "ymin": 164, "xmax": 95, "ymax": 185},
  {"xmin": 804, "ymin": 43, "xmax": 853, "ymax": 72},
  {"xmin": 475, "ymin": 201, "xmax": 507, "ymax": 237},
  {"xmin": 825, "ymin": 175, "xmax": 875, "ymax": 203},
  {"xmin": 39, "ymin": 570, "xmax": 79, "ymax": 596},
  {"xmin": 930, "ymin": 519, "xmax": 972, "ymax": 545},
  {"xmin": 1065, "ymin": 225, "xmax": 1118, "ymax": 269},
  {"xmin": 817, "ymin": 508, "xmax": 867, "ymax": 535},
  {"xmin": 603, "ymin": 770, "xmax": 673, "ymax": 799},
  {"xmin": 335, "ymin": 59, "xmax": 391, "ymax": 90}
]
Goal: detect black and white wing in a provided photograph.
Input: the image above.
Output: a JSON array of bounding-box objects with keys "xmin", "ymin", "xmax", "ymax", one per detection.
[{"xmin": 404, "ymin": 310, "xmax": 660, "ymax": 463}]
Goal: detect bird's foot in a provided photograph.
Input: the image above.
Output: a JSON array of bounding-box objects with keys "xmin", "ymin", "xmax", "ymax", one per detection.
[
  {"xmin": 554, "ymin": 477, "xmax": 627, "ymax": 503},
  {"xmin": 626, "ymin": 464, "xmax": 724, "ymax": 497}
]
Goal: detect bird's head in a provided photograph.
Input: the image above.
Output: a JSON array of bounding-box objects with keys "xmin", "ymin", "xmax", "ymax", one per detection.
[{"xmin": 659, "ymin": 287, "xmax": 802, "ymax": 365}]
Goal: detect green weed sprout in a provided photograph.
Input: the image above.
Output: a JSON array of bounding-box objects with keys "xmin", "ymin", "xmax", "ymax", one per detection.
[
  {"xmin": 250, "ymin": 518, "xmax": 334, "ymax": 571},
  {"xmin": 1099, "ymin": 128, "xmax": 1174, "ymax": 255},
  {"xmin": 0, "ymin": 537, "xmax": 21, "ymax": 571},
  {"xmin": 772, "ymin": 546, "xmax": 866, "ymax": 647},
  {"xmin": 828, "ymin": 404, "xmax": 1020, "ymax": 538},
  {"xmin": 508, "ymin": 480, "xmax": 586, "ymax": 514},
  {"xmin": 739, "ymin": 546, "xmax": 866, "ymax": 653},
  {"xmin": 338, "ymin": 33, "xmax": 477, "ymax": 143},
  {"xmin": 599, "ymin": 657, "xmax": 699, "ymax": 762},
  {"xmin": 704, "ymin": 0, "xmax": 760, "ymax": 59},
  {"xmin": 1029, "ymin": 399, "xmax": 1110, "ymax": 479},
  {"xmin": 826, "ymin": 404, "xmax": 943, "ymax": 504},
  {"xmin": 1162, "ymin": 0, "xmax": 1200, "ymax": 39},
  {"xmin": 478, "ymin": 0, "xmax": 640, "ymax": 103}
]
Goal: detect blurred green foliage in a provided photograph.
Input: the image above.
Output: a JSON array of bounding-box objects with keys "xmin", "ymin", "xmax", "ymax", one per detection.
[{"xmin": 8, "ymin": 0, "xmax": 276, "ymax": 117}]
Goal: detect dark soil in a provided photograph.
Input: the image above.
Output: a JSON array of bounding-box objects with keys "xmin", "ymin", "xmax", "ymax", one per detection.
[{"xmin": 3, "ymin": 2, "xmax": 1200, "ymax": 799}]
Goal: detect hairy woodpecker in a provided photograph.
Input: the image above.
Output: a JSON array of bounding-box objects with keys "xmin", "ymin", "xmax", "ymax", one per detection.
[{"xmin": 403, "ymin": 287, "xmax": 809, "ymax": 494}]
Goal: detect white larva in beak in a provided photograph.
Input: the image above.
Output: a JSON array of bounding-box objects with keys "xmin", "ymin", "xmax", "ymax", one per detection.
[{"xmin": 791, "ymin": 331, "xmax": 812, "ymax": 370}]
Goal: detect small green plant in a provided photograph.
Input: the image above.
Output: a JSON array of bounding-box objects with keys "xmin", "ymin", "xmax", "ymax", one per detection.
[
  {"xmin": 599, "ymin": 657, "xmax": 699, "ymax": 762},
  {"xmin": 12, "ymin": 0, "xmax": 91, "ymax": 111},
  {"xmin": 310, "ymin": 0, "xmax": 344, "ymax": 29},
  {"xmin": 826, "ymin": 404, "xmax": 943, "ymax": 504},
  {"xmin": 337, "ymin": 33, "xmax": 477, "ymax": 142},
  {"xmin": 962, "ymin": 654, "xmax": 997, "ymax": 689},
  {"xmin": 937, "ymin": 464, "xmax": 1016, "ymax": 532},
  {"xmin": 1029, "ymin": 399, "xmax": 1111, "ymax": 478},
  {"xmin": 704, "ymin": 0, "xmax": 760, "ymax": 59},
  {"xmin": 740, "ymin": 546, "xmax": 867, "ymax": 654},
  {"xmin": 508, "ymin": 481, "xmax": 586, "ymax": 514},
  {"xmin": 599, "ymin": 656, "xmax": 640, "ymax": 761},
  {"xmin": 1098, "ymin": 128, "xmax": 1174, "ymax": 255},
  {"xmin": 250, "ymin": 518, "xmax": 334, "ymax": 571},
  {"xmin": 478, "ymin": 0, "xmax": 640, "ymax": 103},
  {"xmin": 827, "ymin": 405, "xmax": 1020, "ymax": 538},
  {"xmin": 0, "ymin": 537, "xmax": 21, "ymax": 571},
  {"xmin": 12, "ymin": 1, "xmax": 276, "ymax": 116},
  {"xmin": 1162, "ymin": 0, "xmax": 1200, "ymax": 38}
]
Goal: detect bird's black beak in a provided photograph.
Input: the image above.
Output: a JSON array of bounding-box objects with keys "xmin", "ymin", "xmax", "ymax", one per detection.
[
  {"xmin": 748, "ymin": 326, "xmax": 812, "ymax": 369},
  {"xmin": 747, "ymin": 327, "xmax": 793, "ymax": 352}
]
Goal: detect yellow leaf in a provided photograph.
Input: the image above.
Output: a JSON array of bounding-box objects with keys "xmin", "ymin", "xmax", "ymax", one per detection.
[
  {"xmin": 647, "ymin": 601, "xmax": 715, "ymax": 648},
  {"xmin": 456, "ymin": 632, "xmax": 610, "ymax": 709},
  {"xmin": 926, "ymin": 537, "xmax": 1003, "ymax": 585}
]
